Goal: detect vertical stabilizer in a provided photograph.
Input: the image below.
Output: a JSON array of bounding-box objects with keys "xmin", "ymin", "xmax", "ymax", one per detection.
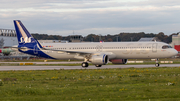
[
  {"xmin": 13, "ymin": 20, "xmax": 55, "ymax": 59},
  {"xmin": 14, "ymin": 20, "xmax": 36, "ymax": 44}
]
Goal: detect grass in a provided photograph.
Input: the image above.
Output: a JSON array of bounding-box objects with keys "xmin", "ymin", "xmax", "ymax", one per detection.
[{"xmin": 0, "ymin": 67, "xmax": 180, "ymax": 100}]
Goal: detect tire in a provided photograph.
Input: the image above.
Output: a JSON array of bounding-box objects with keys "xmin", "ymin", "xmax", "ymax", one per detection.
[
  {"xmin": 95, "ymin": 65, "xmax": 102, "ymax": 67},
  {"xmin": 155, "ymin": 63, "xmax": 160, "ymax": 67},
  {"xmin": 81, "ymin": 62, "xmax": 88, "ymax": 68}
]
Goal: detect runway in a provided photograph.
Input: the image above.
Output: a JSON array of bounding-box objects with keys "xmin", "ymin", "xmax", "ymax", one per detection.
[
  {"xmin": 0, "ymin": 64, "xmax": 179, "ymax": 71},
  {"xmin": 0, "ymin": 62, "xmax": 82, "ymax": 64}
]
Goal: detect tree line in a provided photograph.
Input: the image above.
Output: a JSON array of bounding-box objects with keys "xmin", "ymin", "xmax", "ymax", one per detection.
[{"xmin": 32, "ymin": 32, "xmax": 178, "ymax": 43}]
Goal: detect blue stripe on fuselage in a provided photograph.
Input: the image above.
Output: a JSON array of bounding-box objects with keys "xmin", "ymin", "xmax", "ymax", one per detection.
[{"xmin": 18, "ymin": 43, "xmax": 55, "ymax": 59}]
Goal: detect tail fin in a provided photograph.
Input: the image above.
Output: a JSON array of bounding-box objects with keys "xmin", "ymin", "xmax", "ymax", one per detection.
[{"xmin": 14, "ymin": 20, "xmax": 36, "ymax": 44}]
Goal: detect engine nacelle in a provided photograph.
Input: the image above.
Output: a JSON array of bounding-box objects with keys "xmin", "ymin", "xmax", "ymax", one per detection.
[
  {"xmin": 90, "ymin": 54, "xmax": 109, "ymax": 65},
  {"xmin": 110, "ymin": 59, "xmax": 128, "ymax": 64}
]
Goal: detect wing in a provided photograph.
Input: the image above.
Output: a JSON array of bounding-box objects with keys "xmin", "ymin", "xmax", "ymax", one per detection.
[
  {"xmin": 36, "ymin": 40, "xmax": 93, "ymax": 56},
  {"xmin": 41, "ymin": 48, "xmax": 92, "ymax": 56}
]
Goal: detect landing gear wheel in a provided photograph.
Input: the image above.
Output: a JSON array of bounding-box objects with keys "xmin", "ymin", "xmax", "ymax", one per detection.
[
  {"xmin": 81, "ymin": 62, "xmax": 89, "ymax": 68},
  {"xmin": 95, "ymin": 65, "xmax": 102, "ymax": 67},
  {"xmin": 155, "ymin": 63, "xmax": 160, "ymax": 67},
  {"xmin": 155, "ymin": 58, "xmax": 160, "ymax": 67}
]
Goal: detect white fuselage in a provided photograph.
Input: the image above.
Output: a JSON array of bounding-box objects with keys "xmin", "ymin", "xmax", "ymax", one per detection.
[{"xmin": 39, "ymin": 41, "xmax": 177, "ymax": 60}]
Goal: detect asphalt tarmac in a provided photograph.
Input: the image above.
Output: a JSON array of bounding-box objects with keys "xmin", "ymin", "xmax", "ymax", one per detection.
[
  {"xmin": 0, "ymin": 62, "xmax": 82, "ymax": 64},
  {"xmin": 0, "ymin": 64, "xmax": 179, "ymax": 71}
]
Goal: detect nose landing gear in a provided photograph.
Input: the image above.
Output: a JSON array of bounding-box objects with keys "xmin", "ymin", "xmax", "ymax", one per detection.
[
  {"xmin": 155, "ymin": 59, "xmax": 160, "ymax": 67},
  {"xmin": 155, "ymin": 63, "xmax": 160, "ymax": 67}
]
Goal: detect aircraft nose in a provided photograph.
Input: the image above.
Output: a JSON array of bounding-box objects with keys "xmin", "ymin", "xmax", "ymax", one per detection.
[{"xmin": 173, "ymin": 49, "xmax": 178, "ymax": 56}]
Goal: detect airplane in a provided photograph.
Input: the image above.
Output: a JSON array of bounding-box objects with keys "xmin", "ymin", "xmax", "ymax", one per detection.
[
  {"xmin": 0, "ymin": 48, "xmax": 14, "ymax": 56},
  {"xmin": 13, "ymin": 20, "xmax": 178, "ymax": 68}
]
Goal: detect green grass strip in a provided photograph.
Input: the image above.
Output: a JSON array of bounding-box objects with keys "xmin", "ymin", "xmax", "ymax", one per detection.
[{"xmin": 0, "ymin": 67, "xmax": 180, "ymax": 100}]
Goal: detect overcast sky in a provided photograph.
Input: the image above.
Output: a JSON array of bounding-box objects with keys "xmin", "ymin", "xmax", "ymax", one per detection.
[{"xmin": 0, "ymin": 0, "xmax": 180, "ymax": 36}]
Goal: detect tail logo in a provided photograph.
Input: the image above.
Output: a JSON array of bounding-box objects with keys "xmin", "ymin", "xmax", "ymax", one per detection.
[{"xmin": 20, "ymin": 37, "xmax": 33, "ymax": 43}]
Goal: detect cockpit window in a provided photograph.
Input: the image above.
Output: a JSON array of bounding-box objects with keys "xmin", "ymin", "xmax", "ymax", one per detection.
[{"xmin": 162, "ymin": 45, "xmax": 172, "ymax": 49}]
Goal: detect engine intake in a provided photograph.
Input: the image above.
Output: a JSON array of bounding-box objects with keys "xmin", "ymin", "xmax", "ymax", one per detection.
[
  {"xmin": 110, "ymin": 59, "xmax": 128, "ymax": 64},
  {"xmin": 90, "ymin": 54, "xmax": 109, "ymax": 65}
]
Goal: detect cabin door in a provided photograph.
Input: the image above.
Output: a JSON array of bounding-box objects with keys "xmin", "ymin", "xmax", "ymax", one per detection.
[{"xmin": 152, "ymin": 43, "xmax": 157, "ymax": 52}]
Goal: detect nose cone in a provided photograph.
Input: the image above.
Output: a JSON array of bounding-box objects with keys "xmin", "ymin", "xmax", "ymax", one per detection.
[{"xmin": 173, "ymin": 49, "xmax": 178, "ymax": 56}]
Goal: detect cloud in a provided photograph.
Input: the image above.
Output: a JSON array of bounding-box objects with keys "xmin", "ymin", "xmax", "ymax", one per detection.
[{"xmin": 0, "ymin": 0, "xmax": 180, "ymax": 36}]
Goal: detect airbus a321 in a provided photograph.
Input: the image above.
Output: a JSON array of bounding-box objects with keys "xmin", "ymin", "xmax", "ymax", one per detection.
[{"xmin": 13, "ymin": 20, "xmax": 178, "ymax": 68}]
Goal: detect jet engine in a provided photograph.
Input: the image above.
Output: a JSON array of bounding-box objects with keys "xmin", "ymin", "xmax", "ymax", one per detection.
[
  {"xmin": 90, "ymin": 54, "xmax": 109, "ymax": 65},
  {"xmin": 110, "ymin": 59, "xmax": 128, "ymax": 64}
]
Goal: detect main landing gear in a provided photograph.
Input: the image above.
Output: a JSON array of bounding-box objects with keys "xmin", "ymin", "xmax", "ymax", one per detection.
[
  {"xmin": 81, "ymin": 58, "xmax": 102, "ymax": 68},
  {"xmin": 81, "ymin": 62, "xmax": 102, "ymax": 68},
  {"xmin": 81, "ymin": 62, "xmax": 89, "ymax": 68},
  {"xmin": 155, "ymin": 59, "xmax": 160, "ymax": 67}
]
